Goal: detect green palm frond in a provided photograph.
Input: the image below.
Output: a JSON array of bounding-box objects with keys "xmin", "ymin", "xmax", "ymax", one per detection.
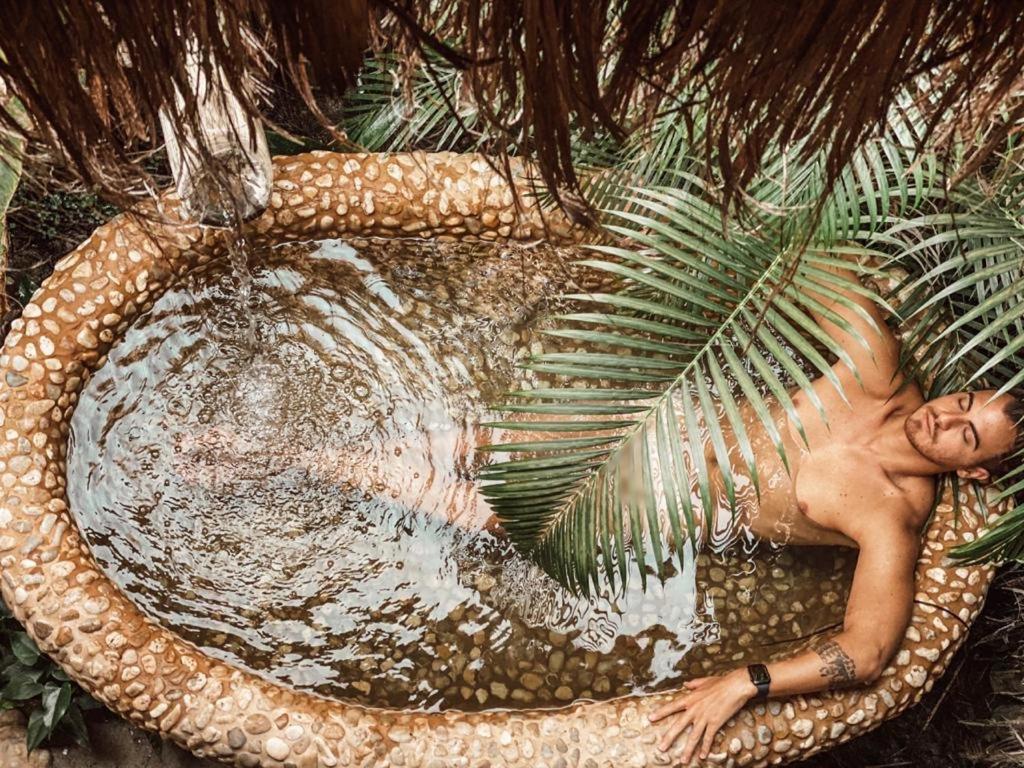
[
  {"xmin": 759, "ymin": 103, "xmax": 938, "ymax": 245},
  {"xmin": 572, "ymin": 109, "xmax": 702, "ymax": 210},
  {"xmin": 342, "ymin": 53, "xmax": 483, "ymax": 154},
  {"xmin": 954, "ymin": 445, "xmax": 1024, "ymax": 563},
  {"xmin": 896, "ymin": 225, "xmax": 1024, "ymax": 394},
  {"xmin": 0, "ymin": 99, "xmax": 24, "ymax": 276},
  {"xmin": 341, "ymin": 50, "xmax": 1024, "ymax": 578},
  {"xmin": 481, "ymin": 182, "xmax": 891, "ymax": 594},
  {"xmin": 476, "ymin": 94, "xmax": 951, "ymax": 594}
]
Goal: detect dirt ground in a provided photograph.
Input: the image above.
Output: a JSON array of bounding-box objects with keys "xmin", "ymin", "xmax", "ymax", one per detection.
[{"xmin": 49, "ymin": 717, "xmax": 219, "ymax": 768}]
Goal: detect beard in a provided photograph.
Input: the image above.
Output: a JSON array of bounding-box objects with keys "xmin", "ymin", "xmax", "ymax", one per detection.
[{"xmin": 904, "ymin": 407, "xmax": 935, "ymax": 458}]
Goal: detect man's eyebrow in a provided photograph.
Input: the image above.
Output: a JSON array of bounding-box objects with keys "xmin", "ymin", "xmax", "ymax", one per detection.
[{"xmin": 966, "ymin": 392, "xmax": 982, "ymax": 448}]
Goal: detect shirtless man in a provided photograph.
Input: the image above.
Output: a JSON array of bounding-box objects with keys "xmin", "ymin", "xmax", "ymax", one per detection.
[
  {"xmin": 646, "ymin": 258, "xmax": 1022, "ymax": 762},
  {"xmin": 177, "ymin": 258, "xmax": 1022, "ymax": 763}
]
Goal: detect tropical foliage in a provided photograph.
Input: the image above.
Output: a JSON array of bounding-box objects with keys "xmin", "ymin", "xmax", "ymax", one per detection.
[
  {"xmin": 0, "ymin": 600, "xmax": 97, "ymax": 751},
  {"xmin": 0, "ymin": 97, "xmax": 23, "ymax": 291},
  {"xmin": 340, "ymin": 53, "xmax": 1024, "ymax": 593},
  {"xmin": 885, "ymin": 150, "xmax": 1024, "ymax": 563},
  {"xmin": 343, "ymin": 53, "xmax": 484, "ymax": 155},
  {"xmin": 480, "ymin": 121, "xmax": 947, "ymax": 594}
]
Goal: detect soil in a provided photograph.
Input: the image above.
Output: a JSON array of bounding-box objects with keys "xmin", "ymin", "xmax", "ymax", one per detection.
[{"xmin": 49, "ymin": 716, "xmax": 217, "ymax": 768}]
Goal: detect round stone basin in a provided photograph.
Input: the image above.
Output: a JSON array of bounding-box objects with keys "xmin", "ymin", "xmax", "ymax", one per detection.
[{"xmin": 0, "ymin": 151, "xmax": 999, "ymax": 767}]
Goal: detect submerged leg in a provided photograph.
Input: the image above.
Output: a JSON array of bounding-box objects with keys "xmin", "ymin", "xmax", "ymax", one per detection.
[{"xmin": 173, "ymin": 423, "xmax": 496, "ymax": 530}]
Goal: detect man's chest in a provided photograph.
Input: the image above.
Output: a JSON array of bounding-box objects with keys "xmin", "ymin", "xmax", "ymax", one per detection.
[{"xmin": 784, "ymin": 387, "xmax": 924, "ymax": 536}]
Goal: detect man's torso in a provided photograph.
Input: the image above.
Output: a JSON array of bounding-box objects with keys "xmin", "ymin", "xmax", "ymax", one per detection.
[{"xmin": 705, "ymin": 369, "xmax": 936, "ymax": 549}]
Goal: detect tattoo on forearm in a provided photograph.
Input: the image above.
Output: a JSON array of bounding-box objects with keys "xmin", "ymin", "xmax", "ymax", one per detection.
[{"xmin": 815, "ymin": 640, "xmax": 857, "ymax": 688}]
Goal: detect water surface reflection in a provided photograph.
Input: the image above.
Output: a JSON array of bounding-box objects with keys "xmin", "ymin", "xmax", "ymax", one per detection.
[{"xmin": 68, "ymin": 238, "xmax": 852, "ymax": 710}]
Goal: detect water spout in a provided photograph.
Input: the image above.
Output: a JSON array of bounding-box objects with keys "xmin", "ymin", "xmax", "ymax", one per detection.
[{"xmin": 159, "ymin": 49, "xmax": 272, "ymax": 226}]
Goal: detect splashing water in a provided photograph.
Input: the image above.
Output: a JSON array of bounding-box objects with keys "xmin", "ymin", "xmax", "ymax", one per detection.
[{"xmin": 224, "ymin": 230, "xmax": 258, "ymax": 357}]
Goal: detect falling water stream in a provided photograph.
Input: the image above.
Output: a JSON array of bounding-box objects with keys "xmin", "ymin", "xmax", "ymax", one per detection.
[
  {"xmin": 225, "ymin": 232, "xmax": 258, "ymax": 355},
  {"xmin": 67, "ymin": 237, "xmax": 854, "ymax": 711}
]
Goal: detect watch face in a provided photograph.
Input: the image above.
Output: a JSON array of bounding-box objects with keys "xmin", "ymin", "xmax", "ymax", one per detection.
[{"xmin": 749, "ymin": 664, "xmax": 770, "ymax": 686}]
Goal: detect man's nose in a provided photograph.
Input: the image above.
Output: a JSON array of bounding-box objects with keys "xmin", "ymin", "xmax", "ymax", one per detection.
[{"xmin": 935, "ymin": 411, "xmax": 963, "ymax": 430}]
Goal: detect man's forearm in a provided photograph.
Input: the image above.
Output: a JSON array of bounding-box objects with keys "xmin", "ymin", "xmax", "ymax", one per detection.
[
  {"xmin": 718, "ymin": 633, "xmax": 884, "ymax": 709},
  {"xmin": 761, "ymin": 632, "xmax": 884, "ymax": 699},
  {"xmin": 649, "ymin": 630, "xmax": 894, "ymax": 759},
  {"xmin": 650, "ymin": 538, "xmax": 915, "ymax": 759}
]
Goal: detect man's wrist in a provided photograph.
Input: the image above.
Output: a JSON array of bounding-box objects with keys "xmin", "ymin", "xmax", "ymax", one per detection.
[{"xmin": 731, "ymin": 668, "xmax": 759, "ymax": 700}]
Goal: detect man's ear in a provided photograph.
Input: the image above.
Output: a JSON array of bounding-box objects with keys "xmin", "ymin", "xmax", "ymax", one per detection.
[{"xmin": 957, "ymin": 466, "xmax": 991, "ymax": 483}]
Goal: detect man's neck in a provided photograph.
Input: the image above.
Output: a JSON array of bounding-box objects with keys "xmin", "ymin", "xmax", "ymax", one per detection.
[{"xmin": 870, "ymin": 411, "xmax": 948, "ymax": 479}]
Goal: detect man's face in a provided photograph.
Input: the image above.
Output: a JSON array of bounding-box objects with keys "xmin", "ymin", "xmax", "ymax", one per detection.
[{"xmin": 905, "ymin": 390, "xmax": 1018, "ymax": 480}]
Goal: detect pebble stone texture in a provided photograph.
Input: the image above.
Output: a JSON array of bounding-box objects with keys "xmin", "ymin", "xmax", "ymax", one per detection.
[
  {"xmin": 0, "ymin": 711, "xmax": 51, "ymax": 768},
  {"xmin": 0, "ymin": 150, "xmax": 1002, "ymax": 768}
]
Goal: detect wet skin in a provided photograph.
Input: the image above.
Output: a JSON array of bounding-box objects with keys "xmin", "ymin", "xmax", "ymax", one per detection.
[{"xmin": 177, "ymin": 257, "xmax": 1018, "ymax": 762}]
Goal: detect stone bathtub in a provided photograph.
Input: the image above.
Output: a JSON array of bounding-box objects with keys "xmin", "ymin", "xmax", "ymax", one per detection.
[{"xmin": 0, "ymin": 151, "xmax": 998, "ymax": 767}]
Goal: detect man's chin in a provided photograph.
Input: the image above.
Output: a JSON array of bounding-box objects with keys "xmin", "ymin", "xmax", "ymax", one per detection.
[{"xmin": 905, "ymin": 415, "xmax": 931, "ymax": 456}]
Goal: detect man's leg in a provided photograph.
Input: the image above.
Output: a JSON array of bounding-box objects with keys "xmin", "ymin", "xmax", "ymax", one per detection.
[{"xmin": 174, "ymin": 422, "xmax": 497, "ymax": 530}]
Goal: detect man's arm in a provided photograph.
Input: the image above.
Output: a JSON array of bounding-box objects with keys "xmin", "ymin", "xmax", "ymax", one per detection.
[
  {"xmin": 799, "ymin": 254, "xmax": 903, "ymax": 398},
  {"xmin": 649, "ymin": 517, "xmax": 919, "ymax": 762},
  {"xmin": 756, "ymin": 520, "xmax": 917, "ymax": 695}
]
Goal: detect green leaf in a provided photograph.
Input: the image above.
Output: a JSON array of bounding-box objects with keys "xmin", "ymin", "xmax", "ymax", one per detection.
[
  {"xmin": 2, "ymin": 675, "xmax": 44, "ymax": 701},
  {"xmin": 62, "ymin": 702, "xmax": 90, "ymax": 746},
  {"xmin": 41, "ymin": 682, "xmax": 73, "ymax": 732},
  {"xmin": 26, "ymin": 707, "xmax": 47, "ymax": 752},
  {"xmin": 0, "ymin": 100, "xmax": 25, "ymax": 272},
  {"xmin": 10, "ymin": 633, "xmax": 40, "ymax": 667}
]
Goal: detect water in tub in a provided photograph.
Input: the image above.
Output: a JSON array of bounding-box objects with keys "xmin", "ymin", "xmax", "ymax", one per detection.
[{"xmin": 67, "ymin": 238, "xmax": 853, "ymax": 711}]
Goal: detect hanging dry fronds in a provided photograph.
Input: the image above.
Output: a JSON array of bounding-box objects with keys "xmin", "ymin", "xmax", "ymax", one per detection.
[
  {"xmin": 0, "ymin": 1, "xmax": 369, "ymax": 208},
  {"xmin": 2, "ymin": 1, "xmax": 1024, "ymax": 212}
]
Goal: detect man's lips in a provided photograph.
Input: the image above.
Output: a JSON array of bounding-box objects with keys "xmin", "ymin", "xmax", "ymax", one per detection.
[{"xmin": 922, "ymin": 409, "xmax": 935, "ymax": 439}]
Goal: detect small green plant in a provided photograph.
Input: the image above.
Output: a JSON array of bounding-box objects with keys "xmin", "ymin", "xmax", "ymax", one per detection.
[{"xmin": 0, "ymin": 600, "xmax": 97, "ymax": 751}]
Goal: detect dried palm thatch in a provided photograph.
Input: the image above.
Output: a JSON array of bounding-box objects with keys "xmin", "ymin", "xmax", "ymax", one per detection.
[
  {"xmin": 1, "ymin": 0, "xmax": 1024, "ymax": 212},
  {"xmin": 0, "ymin": 1, "xmax": 370, "ymax": 208}
]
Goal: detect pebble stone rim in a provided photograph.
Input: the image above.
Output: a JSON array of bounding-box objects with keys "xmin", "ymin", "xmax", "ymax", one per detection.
[{"xmin": 0, "ymin": 150, "xmax": 999, "ymax": 768}]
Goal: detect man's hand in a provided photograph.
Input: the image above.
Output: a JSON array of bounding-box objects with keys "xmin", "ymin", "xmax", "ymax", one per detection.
[
  {"xmin": 649, "ymin": 669, "xmax": 756, "ymax": 762},
  {"xmin": 647, "ymin": 525, "xmax": 918, "ymax": 762}
]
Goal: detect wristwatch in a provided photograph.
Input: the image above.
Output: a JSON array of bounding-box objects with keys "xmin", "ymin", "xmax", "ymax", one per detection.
[{"xmin": 747, "ymin": 663, "xmax": 771, "ymax": 700}]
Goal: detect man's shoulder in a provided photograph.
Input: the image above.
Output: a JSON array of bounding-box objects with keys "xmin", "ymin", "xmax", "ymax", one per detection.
[
  {"xmin": 869, "ymin": 473, "xmax": 934, "ymax": 534},
  {"xmin": 830, "ymin": 357, "xmax": 922, "ymax": 404},
  {"xmin": 829, "ymin": 469, "xmax": 932, "ymax": 549}
]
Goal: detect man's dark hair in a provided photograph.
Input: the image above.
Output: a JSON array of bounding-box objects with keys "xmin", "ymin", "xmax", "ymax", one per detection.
[{"xmin": 984, "ymin": 390, "xmax": 1024, "ymax": 477}]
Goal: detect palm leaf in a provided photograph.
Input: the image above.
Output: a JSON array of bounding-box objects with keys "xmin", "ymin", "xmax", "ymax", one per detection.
[
  {"xmin": 337, "ymin": 52, "xmax": 1024, "ymax": 577},
  {"xmin": 342, "ymin": 53, "xmax": 483, "ymax": 154},
  {"xmin": 481, "ymin": 181, "xmax": 888, "ymax": 594},
  {"xmin": 0, "ymin": 99, "xmax": 24, "ymax": 284}
]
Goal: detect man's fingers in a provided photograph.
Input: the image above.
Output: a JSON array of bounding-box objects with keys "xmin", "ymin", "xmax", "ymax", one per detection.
[
  {"xmin": 685, "ymin": 677, "xmax": 710, "ymax": 689},
  {"xmin": 699, "ymin": 721, "xmax": 718, "ymax": 759},
  {"xmin": 662, "ymin": 711, "xmax": 696, "ymax": 751},
  {"xmin": 681, "ymin": 719, "xmax": 708, "ymax": 765},
  {"xmin": 650, "ymin": 695, "xmax": 689, "ymax": 723},
  {"xmin": 657, "ymin": 711, "xmax": 695, "ymax": 752}
]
